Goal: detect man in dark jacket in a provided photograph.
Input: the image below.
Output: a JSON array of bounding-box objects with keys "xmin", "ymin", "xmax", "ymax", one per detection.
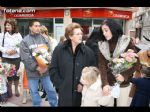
[{"xmin": 50, "ymin": 23, "xmax": 96, "ymax": 106}]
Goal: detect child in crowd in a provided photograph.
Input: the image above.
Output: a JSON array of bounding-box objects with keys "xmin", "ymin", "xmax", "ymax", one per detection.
[
  {"xmin": 80, "ymin": 66, "xmax": 114, "ymax": 107},
  {"xmin": 130, "ymin": 66, "xmax": 150, "ymax": 107},
  {"xmin": 17, "ymin": 62, "xmax": 29, "ymax": 104}
]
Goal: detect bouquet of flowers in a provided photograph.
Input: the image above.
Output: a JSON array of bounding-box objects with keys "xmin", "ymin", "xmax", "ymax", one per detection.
[
  {"xmin": 108, "ymin": 49, "xmax": 138, "ymax": 98},
  {"xmin": 0, "ymin": 63, "xmax": 16, "ymax": 77},
  {"xmin": 32, "ymin": 45, "xmax": 51, "ymax": 69},
  {"xmin": 0, "ymin": 62, "xmax": 16, "ymax": 95},
  {"xmin": 108, "ymin": 49, "xmax": 138, "ymax": 78}
]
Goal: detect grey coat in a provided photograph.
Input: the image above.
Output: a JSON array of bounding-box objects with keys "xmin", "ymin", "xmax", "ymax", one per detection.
[
  {"xmin": 50, "ymin": 40, "xmax": 96, "ymax": 106},
  {"xmin": 20, "ymin": 34, "xmax": 50, "ymax": 79}
]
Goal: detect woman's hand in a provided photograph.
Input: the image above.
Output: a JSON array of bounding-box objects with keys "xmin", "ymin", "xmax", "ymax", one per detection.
[
  {"xmin": 102, "ymin": 85, "xmax": 111, "ymax": 96},
  {"xmin": 115, "ymin": 74, "xmax": 124, "ymax": 83},
  {"xmin": 6, "ymin": 49, "xmax": 17, "ymax": 55},
  {"xmin": 77, "ymin": 83, "xmax": 83, "ymax": 93}
]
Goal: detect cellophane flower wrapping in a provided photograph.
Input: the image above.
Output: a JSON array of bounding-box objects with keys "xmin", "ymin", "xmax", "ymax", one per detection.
[
  {"xmin": 32, "ymin": 45, "xmax": 51, "ymax": 69},
  {"xmin": 0, "ymin": 62, "xmax": 16, "ymax": 94},
  {"xmin": 108, "ymin": 49, "xmax": 138, "ymax": 78}
]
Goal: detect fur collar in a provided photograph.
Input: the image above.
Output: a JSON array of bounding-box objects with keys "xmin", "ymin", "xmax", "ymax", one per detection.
[{"xmin": 98, "ymin": 35, "xmax": 130, "ymax": 61}]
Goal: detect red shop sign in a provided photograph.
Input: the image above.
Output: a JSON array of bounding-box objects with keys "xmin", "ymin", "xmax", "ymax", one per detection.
[
  {"xmin": 71, "ymin": 8, "xmax": 132, "ymax": 20},
  {"xmin": 5, "ymin": 9, "xmax": 64, "ymax": 18}
]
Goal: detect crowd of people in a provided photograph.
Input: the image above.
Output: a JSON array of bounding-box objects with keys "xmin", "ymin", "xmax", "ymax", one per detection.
[{"xmin": 0, "ymin": 18, "xmax": 150, "ymax": 107}]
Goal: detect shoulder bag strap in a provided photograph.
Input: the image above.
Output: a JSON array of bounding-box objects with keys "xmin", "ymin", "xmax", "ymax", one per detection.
[{"xmin": 2, "ymin": 32, "xmax": 5, "ymax": 47}]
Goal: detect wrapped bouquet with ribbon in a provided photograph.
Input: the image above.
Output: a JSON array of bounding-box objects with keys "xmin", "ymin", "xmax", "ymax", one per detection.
[
  {"xmin": 108, "ymin": 49, "xmax": 138, "ymax": 98},
  {"xmin": 32, "ymin": 45, "xmax": 52, "ymax": 69},
  {"xmin": 0, "ymin": 62, "xmax": 16, "ymax": 102}
]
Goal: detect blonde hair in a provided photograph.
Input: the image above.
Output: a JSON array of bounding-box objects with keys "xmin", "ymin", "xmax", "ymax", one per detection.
[
  {"xmin": 81, "ymin": 66, "xmax": 100, "ymax": 85},
  {"xmin": 40, "ymin": 25, "xmax": 49, "ymax": 36}
]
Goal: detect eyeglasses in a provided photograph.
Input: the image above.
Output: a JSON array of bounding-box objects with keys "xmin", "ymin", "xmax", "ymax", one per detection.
[
  {"xmin": 33, "ymin": 25, "xmax": 41, "ymax": 27},
  {"xmin": 73, "ymin": 33, "xmax": 83, "ymax": 36}
]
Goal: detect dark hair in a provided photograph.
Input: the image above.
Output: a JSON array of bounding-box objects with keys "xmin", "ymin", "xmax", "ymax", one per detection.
[
  {"xmin": 29, "ymin": 19, "xmax": 40, "ymax": 27},
  {"xmin": 4, "ymin": 19, "xmax": 19, "ymax": 34},
  {"xmin": 141, "ymin": 66, "xmax": 150, "ymax": 78},
  {"xmin": 99, "ymin": 19, "xmax": 123, "ymax": 41},
  {"xmin": 88, "ymin": 27, "xmax": 101, "ymax": 42}
]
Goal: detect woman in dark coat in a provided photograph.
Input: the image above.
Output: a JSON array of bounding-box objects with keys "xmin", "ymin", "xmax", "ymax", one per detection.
[
  {"xmin": 50, "ymin": 23, "xmax": 96, "ymax": 106},
  {"xmin": 85, "ymin": 27, "xmax": 101, "ymax": 67}
]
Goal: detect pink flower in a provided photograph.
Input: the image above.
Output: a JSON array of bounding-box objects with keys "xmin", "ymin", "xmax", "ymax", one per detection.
[
  {"xmin": 127, "ymin": 52, "xmax": 135, "ymax": 58},
  {"xmin": 125, "ymin": 56, "xmax": 133, "ymax": 62},
  {"xmin": 121, "ymin": 53, "xmax": 127, "ymax": 58}
]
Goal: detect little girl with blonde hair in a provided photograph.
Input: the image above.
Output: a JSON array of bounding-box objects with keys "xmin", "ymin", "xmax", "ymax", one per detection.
[{"xmin": 80, "ymin": 66, "xmax": 114, "ymax": 107}]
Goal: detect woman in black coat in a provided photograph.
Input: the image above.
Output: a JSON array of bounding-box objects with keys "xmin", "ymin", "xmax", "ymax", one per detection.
[
  {"xmin": 85, "ymin": 27, "xmax": 101, "ymax": 67},
  {"xmin": 50, "ymin": 23, "xmax": 96, "ymax": 106}
]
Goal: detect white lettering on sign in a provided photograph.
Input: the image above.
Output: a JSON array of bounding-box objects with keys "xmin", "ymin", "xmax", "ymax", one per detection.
[
  {"xmin": 113, "ymin": 14, "xmax": 129, "ymax": 19},
  {"xmin": 3, "ymin": 9, "xmax": 36, "ymax": 13},
  {"xmin": 14, "ymin": 14, "xmax": 34, "ymax": 17}
]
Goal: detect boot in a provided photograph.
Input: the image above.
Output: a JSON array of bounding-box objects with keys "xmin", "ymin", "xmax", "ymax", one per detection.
[
  {"xmin": 7, "ymin": 81, "xmax": 13, "ymax": 98},
  {"xmin": 14, "ymin": 80, "xmax": 20, "ymax": 97},
  {"xmin": 41, "ymin": 90, "xmax": 46, "ymax": 98},
  {"xmin": 22, "ymin": 89, "xmax": 27, "ymax": 104}
]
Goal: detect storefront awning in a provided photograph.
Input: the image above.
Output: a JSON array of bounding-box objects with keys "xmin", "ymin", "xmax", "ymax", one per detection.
[
  {"xmin": 5, "ymin": 9, "xmax": 64, "ymax": 18},
  {"xmin": 71, "ymin": 8, "xmax": 132, "ymax": 20}
]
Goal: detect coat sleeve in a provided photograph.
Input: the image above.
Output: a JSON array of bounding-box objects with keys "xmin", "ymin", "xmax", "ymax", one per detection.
[
  {"xmin": 20, "ymin": 40, "xmax": 38, "ymax": 72},
  {"xmin": 130, "ymin": 78, "xmax": 139, "ymax": 85},
  {"xmin": 49, "ymin": 45, "xmax": 63, "ymax": 89},
  {"xmin": 98, "ymin": 51, "xmax": 109, "ymax": 87},
  {"xmin": 87, "ymin": 47, "xmax": 97, "ymax": 67}
]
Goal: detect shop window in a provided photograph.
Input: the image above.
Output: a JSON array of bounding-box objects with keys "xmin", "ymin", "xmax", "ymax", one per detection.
[{"xmin": 55, "ymin": 18, "xmax": 63, "ymax": 23}]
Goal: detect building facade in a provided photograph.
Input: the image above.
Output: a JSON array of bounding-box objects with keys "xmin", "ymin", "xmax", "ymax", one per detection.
[{"xmin": 0, "ymin": 7, "xmax": 133, "ymax": 42}]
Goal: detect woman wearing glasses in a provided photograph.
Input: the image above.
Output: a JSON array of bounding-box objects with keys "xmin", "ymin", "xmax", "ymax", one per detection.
[{"xmin": 50, "ymin": 22, "xmax": 96, "ymax": 106}]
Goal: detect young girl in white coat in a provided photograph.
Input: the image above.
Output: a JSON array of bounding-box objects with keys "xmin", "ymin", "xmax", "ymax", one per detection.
[{"xmin": 80, "ymin": 66, "xmax": 114, "ymax": 107}]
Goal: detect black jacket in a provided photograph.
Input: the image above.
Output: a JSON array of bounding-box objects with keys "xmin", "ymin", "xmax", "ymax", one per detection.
[{"xmin": 50, "ymin": 40, "xmax": 96, "ymax": 106}]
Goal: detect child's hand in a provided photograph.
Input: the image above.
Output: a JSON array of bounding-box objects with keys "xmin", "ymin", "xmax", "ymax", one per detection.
[{"xmin": 77, "ymin": 83, "xmax": 83, "ymax": 93}]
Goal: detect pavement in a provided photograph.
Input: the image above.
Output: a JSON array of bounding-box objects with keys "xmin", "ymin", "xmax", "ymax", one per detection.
[
  {"xmin": 0, "ymin": 83, "xmax": 50, "ymax": 107},
  {"xmin": 0, "ymin": 81, "xmax": 133, "ymax": 107}
]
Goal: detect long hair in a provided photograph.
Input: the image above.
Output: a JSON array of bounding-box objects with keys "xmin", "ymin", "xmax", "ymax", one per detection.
[
  {"xmin": 85, "ymin": 27, "xmax": 101, "ymax": 67},
  {"xmin": 4, "ymin": 19, "xmax": 19, "ymax": 34},
  {"xmin": 99, "ymin": 19, "xmax": 123, "ymax": 41},
  {"xmin": 87, "ymin": 27, "xmax": 101, "ymax": 42}
]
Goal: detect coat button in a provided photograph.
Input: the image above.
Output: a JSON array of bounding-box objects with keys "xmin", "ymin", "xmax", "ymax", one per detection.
[
  {"xmin": 76, "ymin": 62, "xmax": 79, "ymax": 66},
  {"xmin": 75, "ymin": 77, "xmax": 78, "ymax": 80}
]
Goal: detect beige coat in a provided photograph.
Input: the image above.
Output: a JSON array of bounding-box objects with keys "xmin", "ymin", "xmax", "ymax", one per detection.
[{"xmin": 81, "ymin": 78, "xmax": 114, "ymax": 107}]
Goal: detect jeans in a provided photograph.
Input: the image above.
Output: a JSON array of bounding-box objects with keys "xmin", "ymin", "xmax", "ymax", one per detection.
[{"xmin": 28, "ymin": 75, "xmax": 58, "ymax": 107}]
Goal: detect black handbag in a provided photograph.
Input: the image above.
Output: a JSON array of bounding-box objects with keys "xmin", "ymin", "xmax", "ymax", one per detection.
[{"xmin": 0, "ymin": 33, "xmax": 5, "ymax": 57}]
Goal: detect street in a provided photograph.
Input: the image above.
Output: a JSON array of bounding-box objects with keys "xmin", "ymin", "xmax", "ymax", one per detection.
[{"xmin": 0, "ymin": 83, "xmax": 50, "ymax": 107}]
